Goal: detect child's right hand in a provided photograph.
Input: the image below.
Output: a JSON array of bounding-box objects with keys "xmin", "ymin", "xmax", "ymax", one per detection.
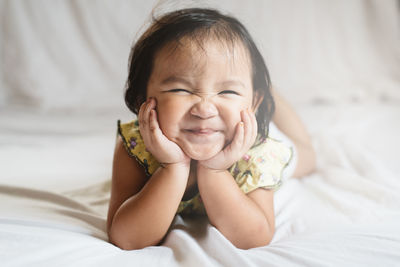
[{"xmin": 138, "ymin": 98, "xmax": 191, "ymax": 168}]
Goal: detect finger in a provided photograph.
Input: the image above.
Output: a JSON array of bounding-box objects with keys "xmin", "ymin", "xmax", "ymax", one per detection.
[
  {"xmin": 138, "ymin": 100, "xmax": 147, "ymax": 126},
  {"xmin": 249, "ymin": 109, "xmax": 258, "ymax": 144},
  {"xmin": 226, "ymin": 121, "xmax": 244, "ymax": 157},
  {"xmin": 148, "ymin": 109, "xmax": 169, "ymax": 148},
  {"xmin": 139, "ymin": 99, "xmax": 154, "ymax": 144},
  {"xmin": 241, "ymin": 109, "xmax": 252, "ymax": 149},
  {"xmin": 149, "ymin": 109, "xmax": 159, "ymax": 132},
  {"xmin": 246, "ymin": 109, "xmax": 257, "ymax": 144},
  {"xmin": 140, "ymin": 108, "xmax": 161, "ymax": 155},
  {"xmin": 143, "ymin": 98, "xmax": 154, "ymax": 127},
  {"xmin": 138, "ymin": 101, "xmax": 148, "ymax": 140}
]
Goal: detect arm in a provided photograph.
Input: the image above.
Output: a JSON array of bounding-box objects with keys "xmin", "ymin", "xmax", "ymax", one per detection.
[
  {"xmin": 197, "ymin": 109, "xmax": 274, "ymax": 249},
  {"xmin": 107, "ymin": 137, "xmax": 189, "ymax": 250},
  {"xmin": 271, "ymin": 88, "xmax": 316, "ymax": 177},
  {"xmin": 197, "ymin": 166, "xmax": 274, "ymax": 249},
  {"xmin": 108, "ymin": 98, "xmax": 191, "ymax": 250}
]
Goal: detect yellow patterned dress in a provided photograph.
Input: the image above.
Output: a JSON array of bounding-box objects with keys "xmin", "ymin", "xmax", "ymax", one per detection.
[{"xmin": 117, "ymin": 120, "xmax": 293, "ymax": 215}]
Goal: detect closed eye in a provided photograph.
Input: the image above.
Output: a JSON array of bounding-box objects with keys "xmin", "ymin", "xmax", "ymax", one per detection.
[
  {"xmin": 167, "ymin": 89, "xmax": 192, "ymax": 94},
  {"xmin": 219, "ymin": 90, "xmax": 240, "ymax": 95}
]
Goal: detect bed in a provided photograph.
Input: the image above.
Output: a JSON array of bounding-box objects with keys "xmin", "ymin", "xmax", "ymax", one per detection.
[{"xmin": 1, "ymin": 1, "xmax": 399, "ymax": 266}]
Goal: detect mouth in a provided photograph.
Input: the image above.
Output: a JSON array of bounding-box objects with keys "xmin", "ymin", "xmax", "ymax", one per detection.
[
  {"xmin": 182, "ymin": 128, "xmax": 222, "ymax": 143},
  {"xmin": 185, "ymin": 128, "xmax": 219, "ymax": 135}
]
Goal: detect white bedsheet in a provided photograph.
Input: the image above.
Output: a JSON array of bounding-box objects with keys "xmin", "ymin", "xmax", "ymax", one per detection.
[{"xmin": 1, "ymin": 104, "xmax": 400, "ymax": 267}]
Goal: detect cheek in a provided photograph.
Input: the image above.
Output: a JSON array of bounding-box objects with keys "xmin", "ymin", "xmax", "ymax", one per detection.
[
  {"xmin": 156, "ymin": 98, "xmax": 185, "ymax": 135},
  {"xmin": 220, "ymin": 102, "xmax": 247, "ymax": 141}
]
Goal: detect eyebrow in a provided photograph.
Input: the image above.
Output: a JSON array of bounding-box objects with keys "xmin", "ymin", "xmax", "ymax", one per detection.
[
  {"xmin": 217, "ymin": 80, "xmax": 246, "ymax": 89},
  {"xmin": 161, "ymin": 76, "xmax": 194, "ymax": 87},
  {"xmin": 161, "ymin": 75, "xmax": 246, "ymax": 89}
]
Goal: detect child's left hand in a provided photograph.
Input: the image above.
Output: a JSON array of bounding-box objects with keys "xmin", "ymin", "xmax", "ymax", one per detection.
[{"xmin": 198, "ymin": 109, "xmax": 257, "ymax": 171}]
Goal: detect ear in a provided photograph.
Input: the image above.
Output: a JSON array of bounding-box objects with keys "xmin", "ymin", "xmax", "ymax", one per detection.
[{"xmin": 252, "ymin": 90, "xmax": 264, "ymax": 112}]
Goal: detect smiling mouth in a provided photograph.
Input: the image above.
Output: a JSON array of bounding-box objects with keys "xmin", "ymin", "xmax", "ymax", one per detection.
[
  {"xmin": 183, "ymin": 129, "xmax": 222, "ymax": 142},
  {"xmin": 186, "ymin": 128, "xmax": 218, "ymax": 135},
  {"xmin": 181, "ymin": 128, "xmax": 224, "ymax": 144}
]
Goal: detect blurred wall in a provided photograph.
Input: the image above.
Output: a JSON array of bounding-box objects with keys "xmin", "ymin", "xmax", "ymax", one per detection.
[{"xmin": 0, "ymin": 0, "xmax": 399, "ymax": 113}]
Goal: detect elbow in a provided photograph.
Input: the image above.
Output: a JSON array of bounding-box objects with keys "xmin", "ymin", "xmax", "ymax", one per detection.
[
  {"xmin": 222, "ymin": 219, "xmax": 274, "ymax": 250},
  {"xmin": 108, "ymin": 226, "xmax": 140, "ymax": 250},
  {"xmin": 246, "ymin": 221, "xmax": 274, "ymax": 249},
  {"xmin": 234, "ymin": 232, "xmax": 274, "ymax": 250},
  {"xmin": 293, "ymin": 142, "xmax": 317, "ymax": 178},
  {"xmin": 108, "ymin": 223, "xmax": 160, "ymax": 250},
  {"xmin": 234, "ymin": 233, "xmax": 273, "ymax": 250},
  {"xmin": 303, "ymin": 144, "xmax": 317, "ymax": 175},
  {"xmin": 111, "ymin": 241, "xmax": 146, "ymax": 251}
]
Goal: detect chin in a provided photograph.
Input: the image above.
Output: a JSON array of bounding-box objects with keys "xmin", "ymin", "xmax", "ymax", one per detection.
[{"xmin": 181, "ymin": 143, "xmax": 223, "ymax": 161}]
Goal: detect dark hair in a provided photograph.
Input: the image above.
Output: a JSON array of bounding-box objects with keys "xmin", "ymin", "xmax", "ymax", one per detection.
[{"xmin": 125, "ymin": 8, "xmax": 275, "ymax": 139}]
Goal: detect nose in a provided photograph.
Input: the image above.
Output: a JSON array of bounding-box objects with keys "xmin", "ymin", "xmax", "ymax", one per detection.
[{"xmin": 190, "ymin": 98, "xmax": 218, "ymax": 119}]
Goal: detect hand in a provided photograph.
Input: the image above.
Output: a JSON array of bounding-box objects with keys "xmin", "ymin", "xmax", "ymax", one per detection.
[
  {"xmin": 138, "ymin": 98, "xmax": 190, "ymax": 167},
  {"xmin": 198, "ymin": 109, "xmax": 258, "ymax": 171}
]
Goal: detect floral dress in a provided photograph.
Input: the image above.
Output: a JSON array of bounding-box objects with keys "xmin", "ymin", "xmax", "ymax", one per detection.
[{"xmin": 117, "ymin": 119, "xmax": 293, "ymax": 215}]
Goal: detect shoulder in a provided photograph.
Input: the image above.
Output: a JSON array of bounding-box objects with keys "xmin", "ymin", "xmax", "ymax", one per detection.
[
  {"xmin": 241, "ymin": 137, "xmax": 293, "ymax": 173},
  {"xmin": 112, "ymin": 134, "xmax": 147, "ymax": 182},
  {"xmin": 117, "ymin": 119, "xmax": 140, "ymax": 156},
  {"xmin": 117, "ymin": 119, "xmax": 160, "ymax": 176},
  {"xmin": 255, "ymin": 137, "xmax": 293, "ymax": 165},
  {"xmin": 230, "ymin": 137, "xmax": 294, "ymax": 193}
]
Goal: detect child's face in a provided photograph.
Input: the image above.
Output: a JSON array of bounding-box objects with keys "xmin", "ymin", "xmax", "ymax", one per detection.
[{"xmin": 147, "ymin": 38, "xmax": 255, "ymax": 160}]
